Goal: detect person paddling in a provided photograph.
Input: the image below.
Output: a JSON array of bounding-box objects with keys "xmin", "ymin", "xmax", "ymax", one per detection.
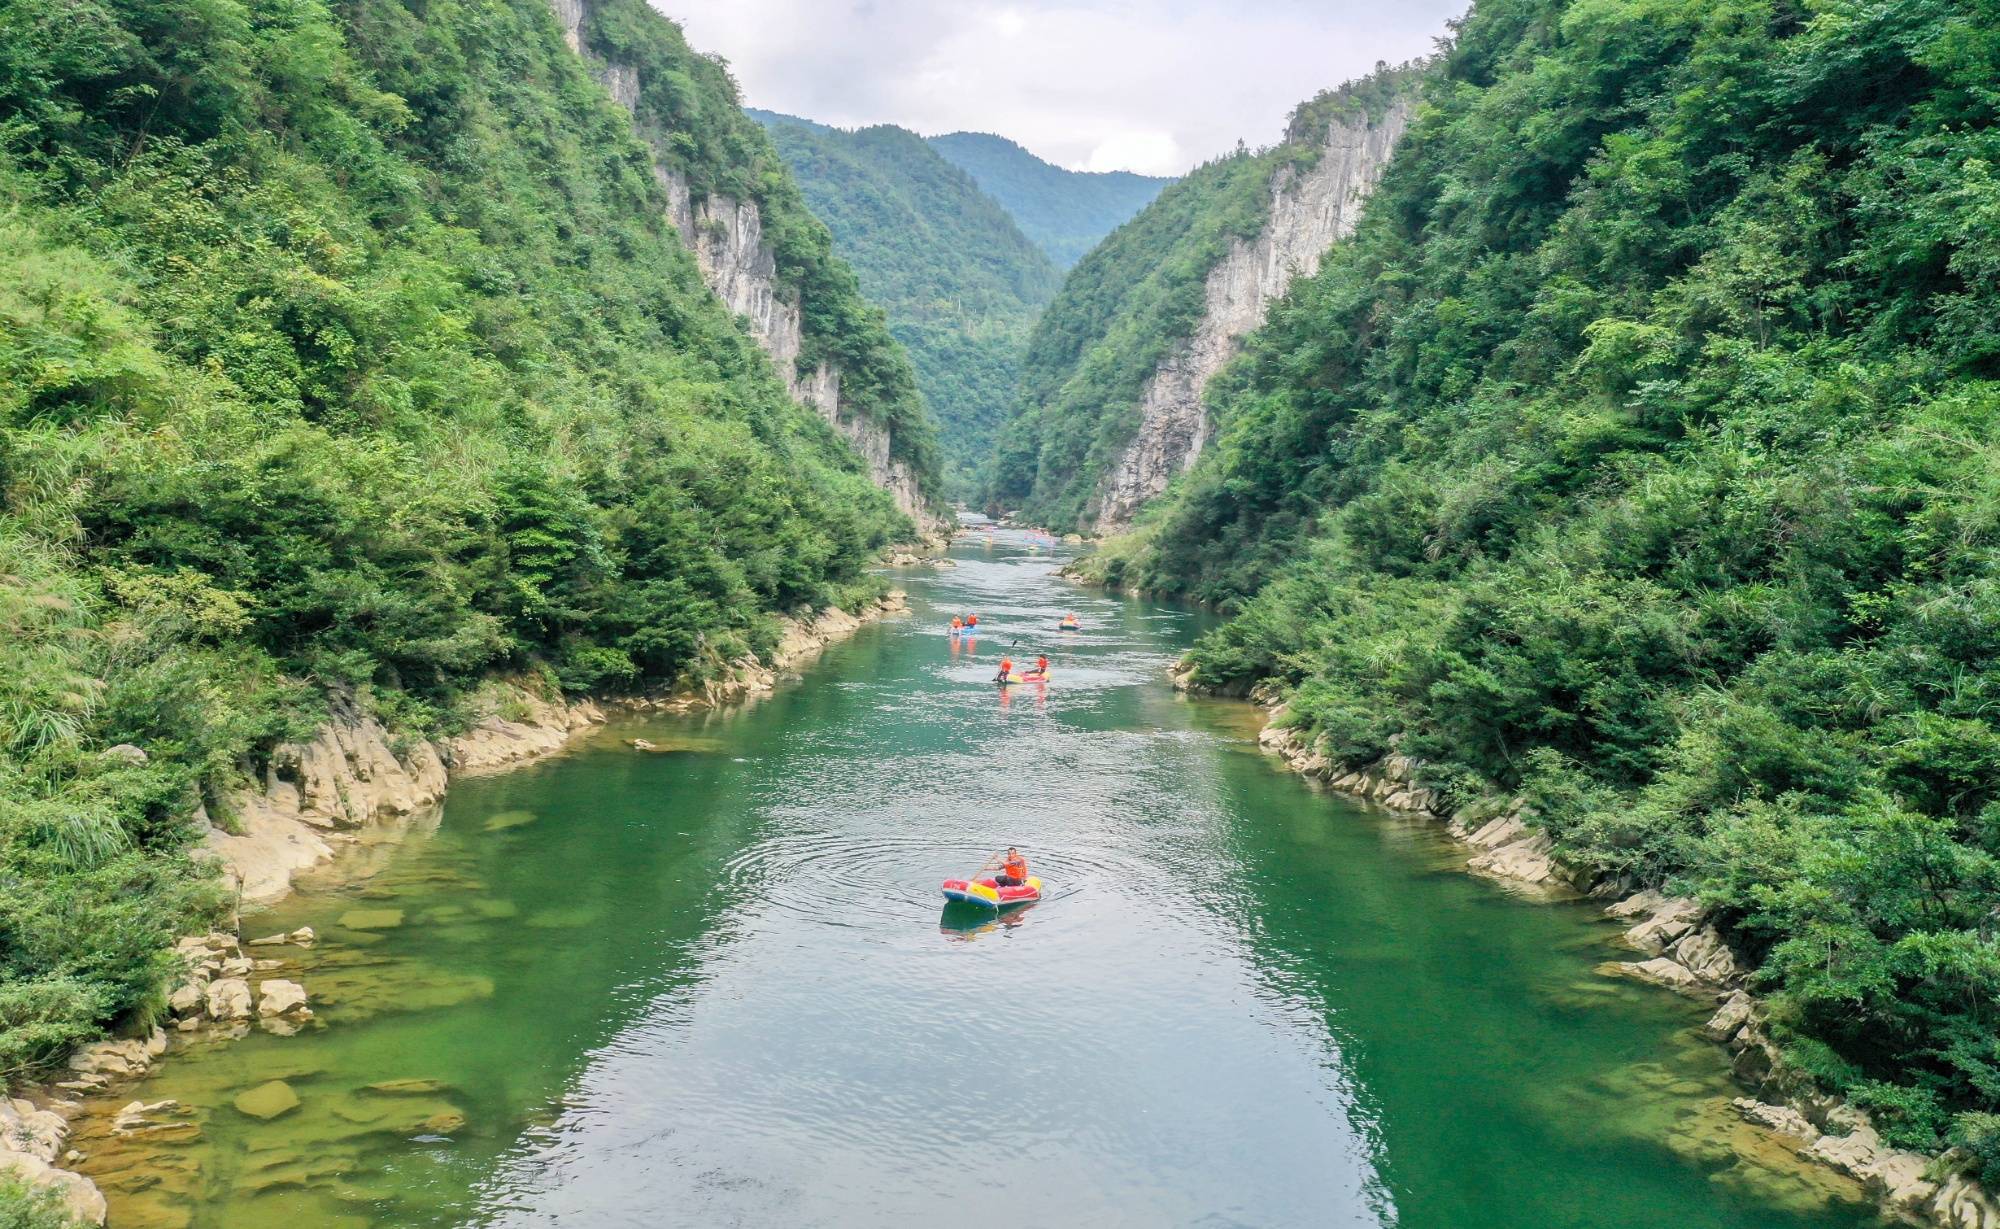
[
  {"xmin": 995, "ymin": 654, "xmax": 1014, "ymax": 683},
  {"xmin": 981, "ymin": 847, "xmax": 1029, "ymax": 887}
]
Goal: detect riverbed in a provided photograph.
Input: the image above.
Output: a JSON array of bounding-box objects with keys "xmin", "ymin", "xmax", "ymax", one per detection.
[{"xmin": 76, "ymin": 529, "xmax": 1874, "ymax": 1227}]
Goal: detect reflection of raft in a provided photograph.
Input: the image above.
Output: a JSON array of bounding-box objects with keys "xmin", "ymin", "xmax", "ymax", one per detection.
[{"xmin": 941, "ymin": 876, "xmax": 1043, "ymax": 908}]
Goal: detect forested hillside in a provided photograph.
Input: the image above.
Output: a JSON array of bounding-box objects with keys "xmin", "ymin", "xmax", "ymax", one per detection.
[
  {"xmin": 990, "ymin": 72, "xmax": 1414, "ymax": 530},
  {"xmin": 754, "ymin": 113, "xmax": 1061, "ymax": 496},
  {"xmin": 926, "ymin": 131, "xmax": 1171, "ymax": 267},
  {"xmin": 1105, "ymin": 0, "xmax": 2000, "ymax": 1171},
  {"xmin": 0, "ymin": 0, "xmax": 925, "ymax": 1090}
]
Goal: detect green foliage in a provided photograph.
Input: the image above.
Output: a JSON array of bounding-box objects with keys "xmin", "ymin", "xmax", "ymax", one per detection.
[
  {"xmin": 755, "ymin": 114, "xmax": 1060, "ymax": 498},
  {"xmin": 926, "ymin": 131, "xmax": 1170, "ymax": 268},
  {"xmin": 579, "ymin": 3, "xmax": 940, "ymax": 493},
  {"xmin": 0, "ymin": 0, "xmax": 913, "ymax": 1080},
  {"xmin": 0, "ymin": 1176, "xmax": 79, "ymax": 1229},
  {"xmin": 1130, "ymin": 0, "xmax": 2000, "ymax": 1154},
  {"xmin": 988, "ymin": 68, "xmax": 1422, "ymax": 529}
]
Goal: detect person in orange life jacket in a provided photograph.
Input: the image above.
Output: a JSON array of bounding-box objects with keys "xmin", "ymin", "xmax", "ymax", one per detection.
[
  {"xmin": 1031, "ymin": 655, "xmax": 1049, "ymax": 678},
  {"xmin": 995, "ymin": 654, "xmax": 1014, "ymax": 683},
  {"xmin": 988, "ymin": 847, "xmax": 1029, "ymax": 887},
  {"xmin": 950, "ymin": 615, "xmax": 963, "ymax": 634},
  {"xmin": 966, "ymin": 613, "xmax": 978, "ymax": 630}
]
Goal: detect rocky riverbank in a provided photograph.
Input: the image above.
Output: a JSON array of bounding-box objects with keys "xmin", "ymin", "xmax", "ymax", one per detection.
[
  {"xmin": 1236, "ymin": 684, "xmax": 2000, "ymax": 1229},
  {"xmin": 0, "ymin": 594, "xmax": 906, "ymax": 1224}
]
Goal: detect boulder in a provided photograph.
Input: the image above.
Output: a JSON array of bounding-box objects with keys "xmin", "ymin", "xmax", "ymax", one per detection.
[
  {"xmin": 1932, "ymin": 1172, "xmax": 2000, "ymax": 1229},
  {"xmin": 1604, "ymin": 957, "xmax": 1704, "ymax": 993},
  {"xmin": 292, "ymin": 926, "xmax": 317, "ymax": 946},
  {"xmin": 205, "ymin": 978, "xmax": 254, "ymax": 1021},
  {"xmin": 0, "ymin": 1152, "xmax": 107, "ymax": 1226},
  {"xmin": 247, "ymin": 932, "xmax": 291, "ymax": 947},
  {"xmin": 0, "ymin": 1098, "xmax": 67, "ymax": 1163},
  {"xmin": 1669, "ymin": 927, "xmax": 1743, "ymax": 984},
  {"xmin": 68, "ymin": 1039, "xmax": 151, "ymax": 1079},
  {"xmin": 102, "ymin": 743, "xmax": 148, "ymax": 765},
  {"xmin": 1703, "ymin": 991, "xmax": 1756, "ymax": 1043},
  {"xmin": 167, "ymin": 980, "xmax": 206, "ymax": 1018},
  {"xmin": 1730, "ymin": 1097, "xmax": 1819, "ymax": 1141},
  {"xmin": 257, "ymin": 980, "xmax": 309, "ymax": 1017},
  {"xmin": 220, "ymin": 956, "xmax": 253, "ymax": 978},
  {"xmin": 231, "ymin": 1081, "xmax": 301, "ymax": 1121}
]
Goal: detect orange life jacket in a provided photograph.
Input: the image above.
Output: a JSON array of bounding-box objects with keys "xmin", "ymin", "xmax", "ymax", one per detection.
[{"xmin": 1004, "ymin": 856, "xmax": 1028, "ymax": 881}]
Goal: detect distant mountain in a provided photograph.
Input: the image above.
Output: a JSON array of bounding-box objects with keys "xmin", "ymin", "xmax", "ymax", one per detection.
[
  {"xmin": 753, "ymin": 112, "xmax": 1063, "ymax": 497},
  {"xmin": 926, "ymin": 132, "xmax": 1173, "ymax": 267}
]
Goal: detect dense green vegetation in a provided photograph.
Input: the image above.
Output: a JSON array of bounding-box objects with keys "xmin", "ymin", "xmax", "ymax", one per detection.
[
  {"xmin": 583, "ymin": 3, "xmax": 939, "ymax": 491},
  {"xmin": 0, "ymin": 1177, "xmax": 70, "ymax": 1229},
  {"xmin": 753, "ymin": 113, "xmax": 1060, "ymax": 497},
  {"xmin": 926, "ymin": 131, "xmax": 1170, "ymax": 268},
  {"xmin": 1104, "ymin": 0, "xmax": 2000, "ymax": 1170},
  {"xmin": 990, "ymin": 73, "xmax": 1415, "ymax": 529},
  {"xmin": 0, "ymin": 0, "xmax": 925, "ymax": 1121}
]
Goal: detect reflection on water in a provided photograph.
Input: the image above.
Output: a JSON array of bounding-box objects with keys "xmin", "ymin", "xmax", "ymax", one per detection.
[{"xmin": 76, "ymin": 529, "xmax": 1872, "ymax": 1229}]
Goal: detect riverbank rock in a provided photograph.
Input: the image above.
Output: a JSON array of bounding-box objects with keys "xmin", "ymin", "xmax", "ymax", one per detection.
[
  {"xmin": 257, "ymin": 980, "xmax": 309, "ymax": 1018},
  {"xmin": 1463, "ymin": 816, "xmax": 1560, "ymax": 887},
  {"xmin": 1704, "ymin": 992, "xmax": 1757, "ymax": 1043},
  {"xmin": 0, "ymin": 1152, "xmax": 107, "ymax": 1225},
  {"xmin": 68, "ymin": 1032, "xmax": 166, "ymax": 1081},
  {"xmin": 205, "ymin": 979, "xmax": 253, "ymax": 1021},
  {"xmin": 1732, "ymin": 1097, "xmax": 1820, "ymax": 1142}
]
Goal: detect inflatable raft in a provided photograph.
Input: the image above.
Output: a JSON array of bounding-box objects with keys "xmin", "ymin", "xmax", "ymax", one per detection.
[{"xmin": 941, "ymin": 876, "xmax": 1042, "ymax": 908}]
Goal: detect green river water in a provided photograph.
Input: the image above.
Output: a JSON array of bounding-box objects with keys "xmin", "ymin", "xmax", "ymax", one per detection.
[{"xmin": 76, "ymin": 528, "xmax": 1878, "ymax": 1228}]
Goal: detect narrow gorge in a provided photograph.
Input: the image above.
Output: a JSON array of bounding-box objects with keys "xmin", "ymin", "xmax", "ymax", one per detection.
[{"xmin": 7, "ymin": 0, "xmax": 2000, "ymax": 1227}]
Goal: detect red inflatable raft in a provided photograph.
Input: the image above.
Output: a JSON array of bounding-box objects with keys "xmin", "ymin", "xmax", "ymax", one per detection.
[{"xmin": 941, "ymin": 875, "xmax": 1042, "ymax": 908}]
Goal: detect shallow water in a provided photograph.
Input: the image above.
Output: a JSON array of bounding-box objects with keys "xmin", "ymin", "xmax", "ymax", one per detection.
[{"xmin": 78, "ymin": 529, "xmax": 1874, "ymax": 1228}]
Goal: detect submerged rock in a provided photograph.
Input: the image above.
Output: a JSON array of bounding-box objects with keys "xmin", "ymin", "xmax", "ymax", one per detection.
[
  {"xmin": 337, "ymin": 908, "xmax": 405, "ymax": 931},
  {"xmin": 232, "ymin": 1081, "xmax": 301, "ymax": 1121}
]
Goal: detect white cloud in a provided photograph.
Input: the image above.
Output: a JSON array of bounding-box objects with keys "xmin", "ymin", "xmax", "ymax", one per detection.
[
  {"xmin": 659, "ymin": 0, "xmax": 1466, "ymax": 174},
  {"xmin": 1083, "ymin": 131, "xmax": 1181, "ymax": 176}
]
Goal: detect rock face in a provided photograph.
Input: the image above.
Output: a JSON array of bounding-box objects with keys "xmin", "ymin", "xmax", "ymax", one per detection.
[
  {"xmin": 1092, "ymin": 98, "xmax": 1413, "ymax": 530},
  {"xmin": 548, "ymin": 0, "xmax": 940, "ymax": 534},
  {"xmin": 203, "ymin": 689, "xmax": 603, "ymax": 905}
]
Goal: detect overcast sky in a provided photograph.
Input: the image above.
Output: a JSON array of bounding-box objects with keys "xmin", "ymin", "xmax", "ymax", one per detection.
[{"xmin": 660, "ymin": 1, "xmax": 1466, "ymax": 176}]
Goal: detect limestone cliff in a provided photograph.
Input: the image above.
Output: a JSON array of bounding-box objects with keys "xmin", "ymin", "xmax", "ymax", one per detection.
[
  {"xmin": 549, "ymin": 0, "xmax": 941, "ymax": 534},
  {"xmin": 1092, "ymin": 98, "xmax": 1411, "ymax": 530}
]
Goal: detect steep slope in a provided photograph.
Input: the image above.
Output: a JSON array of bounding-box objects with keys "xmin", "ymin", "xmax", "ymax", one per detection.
[
  {"xmin": 555, "ymin": 0, "xmax": 943, "ymax": 529},
  {"xmin": 752, "ymin": 113, "xmax": 1062, "ymax": 497},
  {"xmin": 927, "ymin": 131, "xmax": 1171, "ymax": 267},
  {"xmin": 1117, "ymin": 0, "xmax": 2000, "ymax": 1197},
  {"xmin": 990, "ymin": 71, "xmax": 1415, "ymax": 531},
  {"xmin": 0, "ymin": 0, "xmax": 924, "ymax": 1123}
]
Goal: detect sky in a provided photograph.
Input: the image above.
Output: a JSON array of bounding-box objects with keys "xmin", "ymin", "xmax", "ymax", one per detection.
[{"xmin": 660, "ymin": 1, "xmax": 1467, "ymax": 176}]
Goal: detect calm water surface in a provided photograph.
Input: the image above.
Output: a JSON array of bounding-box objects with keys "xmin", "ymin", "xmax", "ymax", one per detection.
[{"xmin": 78, "ymin": 529, "xmax": 1874, "ymax": 1228}]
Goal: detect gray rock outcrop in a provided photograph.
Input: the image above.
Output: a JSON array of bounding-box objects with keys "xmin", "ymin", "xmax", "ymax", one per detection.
[
  {"xmin": 1092, "ymin": 97, "xmax": 1413, "ymax": 530},
  {"xmin": 548, "ymin": 0, "xmax": 941, "ymax": 533}
]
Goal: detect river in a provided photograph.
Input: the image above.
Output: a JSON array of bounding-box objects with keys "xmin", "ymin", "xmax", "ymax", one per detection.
[{"xmin": 75, "ymin": 528, "xmax": 1874, "ymax": 1228}]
